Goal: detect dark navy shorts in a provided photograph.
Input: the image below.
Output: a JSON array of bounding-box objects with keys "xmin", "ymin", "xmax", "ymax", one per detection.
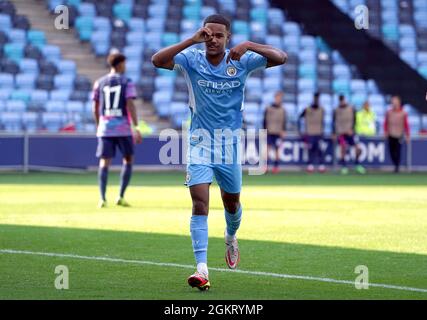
[
  {"xmin": 96, "ymin": 136, "xmax": 134, "ymax": 159},
  {"xmin": 305, "ymin": 135, "xmax": 323, "ymax": 147},
  {"xmin": 338, "ymin": 134, "xmax": 359, "ymax": 147},
  {"xmin": 267, "ymin": 134, "xmax": 281, "ymax": 147}
]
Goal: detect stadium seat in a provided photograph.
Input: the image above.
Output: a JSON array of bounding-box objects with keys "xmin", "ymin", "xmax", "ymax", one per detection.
[
  {"xmin": 0, "ymin": 112, "xmax": 22, "ymax": 131},
  {"xmin": 6, "ymin": 99, "xmax": 26, "ymax": 112},
  {"xmin": 46, "ymin": 100, "xmax": 66, "ymax": 113}
]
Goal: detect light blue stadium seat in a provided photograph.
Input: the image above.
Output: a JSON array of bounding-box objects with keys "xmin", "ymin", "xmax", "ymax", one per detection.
[
  {"xmin": 368, "ymin": 94, "xmax": 385, "ymax": 107},
  {"xmin": 9, "ymin": 29, "xmax": 26, "ymax": 45},
  {"xmin": 201, "ymin": 6, "xmax": 216, "ymax": 19},
  {"xmin": 283, "ymin": 35, "xmax": 300, "ymax": 53},
  {"xmin": 299, "ymin": 63, "xmax": 317, "ymax": 79},
  {"xmin": 144, "ymin": 32, "xmax": 162, "ymax": 49},
  {"xmin": 162, "ymin": 33, "xmax": 179, "ymax": 46},
  {"xmin": 50, "ymin": 89, "xmax": 71, "ymax": 101},
  {"xmin": 42, "ymin": 45, "xmax": 62, "ymax": 62},
  {"xmin": 250, "ymin": 8, "xmax": 268, "ymax": 23},
  {"xmin": 10, "ymin": 90, "xmax": 31, "ymax": 103},
  {"xmin": 56, "ymin": 60, "xmax": 77, "ymax": 75},
  {"xmin": 333, "ymin": 64, "xmax": 351, "ymax": 79},
  {"xmin": 6, "ymin": 100, "xmax": 27, "ymax": 112},
  {"xmin": 300, "ymin": 36, "xmax": 317, "ymax": 50},
  {"xmin": 19, "ymin": 59, "xmax": 38, "ymax": 75},
  {"xmin": 251, "ymin": 21, "xmax": 267, "ymax": 38},
  {"xmin": 146, "ymin": 17, "xmax": 165, "ymax": 32},
  {"xmin": 319, "ymin": 94, "xmax": 332, "ymax": 109},
  {"xmin": 332, "ymin": 79, "xmax": 350, "ymax": 95},
  {"xmin": 263, "ymin": 77, "xmax": 282, "ymax": 91},
  {"xmin": 1, "ymin": 112, "xmax": 22, "ymax": 132},
  {"xmin": 0, "ymin": 100, "xmax": 5, "ymax": 111},
  {"xmin": 126, "ymin": 31, "xmax": 144, "ymax": 46},
  {"xmin": 27, "ymin": 30, "xmax": 46, "ymax": 48},
  {"xmin": 233, "ymin": 21, "xmax": 250, "ymax": 35},
  {"xmin": 267, "ymin": 8, "xmax": 285, "ymax": 26},
  {"xmin": 129, "ymin": 18, "xmax": 145, "ymax": 32},
  {"xmin": 350, "ymin": 93, "xmax": 367, "ymax": 107},
  {"xmin": 155, "ymin": 76, "xmax": 175, "ymax": 91},
  {"xmin": 231, "ymin": 34, "xmax": 249, "ymax": 47},
  {"xmin": 75, "ymin": 16, "xmax": 93, "ymax": 41},
  {"xmin": 0, "ymin": 89, "xmax": 10, "ymax": 100},
  {"xmin": 91, "ymin": 31, "xmax": 110, "ymax": 44},
  {"xmin": 66, "ymin": 101, "xmax": 84, "ymax": 113},
  {"xmin": 78, "ymin": 3, "xmax": 96, "ymax": 17},
  {"xmin": 399, "ymin": 24, "xmax": 415, "ymax": 37},
  {"xmin": 0, "ymin": 73, "xmax": 14, "ymax": 89},
  {"xmin": 54, "ymin": 74, "xmax": 75, "ymax": 90},
  {"xmin": 382, "ymin": 24, "xmax": 399, "ymax": 41},
  {"xmin": 92, "ymin": 42, "xmax": 110, "ymax": 56},
  {"xmin": 418, "ymin": 52, "xmax": 427, "ymax": 64},
  {"xmin": 113, "ymin": 3, "xmax": 132, "ymax": 23},
  {"xmin": 181, "ymin": 19, "xmax": 198, "ymax": 33},
  {"xmin": 123, "ymin": 46, "xmax": 143, "ymax": 60},
  {"xmin": 283, "ymin": 22, "xmax": 300, "ymax": 36},
  {"xmin": 399, "ymin": 37, "xmax": 417, "ymax": 50},
  {"xmin": 298, "ymin": 79, "xmax": 317, "ymax": 93},
  {"xmin": 93, "ymin": 17, "xmax": 111, "ymax": 32},
  {"xmin": 366, "ymin": 79, "xmax": 379, "ymax": 94},
  {"xmin": 244, "ymin": 102, "xmax": 259, "ymax": 114},
  {"xmin": 125, "ymin": 71, "xmax": 140, "ymax": 83},
  {"xmin": 419, "ymin": 65, "xmax": 427, "ymax": 79},
  {"xmin": 299, "ymin": 50, "xmax": 317, "ymax": 64},
  {"xmin": 31, "ymin": 90, "xmax": 49, "ymax": 103},
  {"xmin": 266, "ymin": 35, "xmax": 282, "ymax": 49},
  {"xmin": 183, "ymin": 5, "xmax": 201, "ymax": 20},
  {"xmin": 16, "ymin": 73, "xmax": 36, "ymax": 89},
  {"xmin": 42, "ymin": 112, "xmax": 64, "ymax": 132},
  {"xmin": 350, "ymin": 79, "xmax": 366, "ymax": 93},
  {"xmin": 46, "ymin": 100, "xmax": 66, "ymax": 112},
  {"xmin": 400, "ymin": 51, "xmax": 417, "ymax": 68},
  {"xmin": 4, "ymin": 43, "xmax": 24, "ymax": 62},
  {"xmin": 0, "ymin": 14, "xmax": 12, "ymax": 32},
  {"xmin": 22, "ymin": 112, "xmax": 39, "ymax": 132},
  {"xmin": 148, "ymin": 4, "xmax": 168, "ymax": 18}
]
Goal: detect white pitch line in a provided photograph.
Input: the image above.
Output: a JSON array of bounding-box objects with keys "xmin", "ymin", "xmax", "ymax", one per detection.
[{"xmin": 1, "ymin": 248, "xmax": 427, "ymax": 294}]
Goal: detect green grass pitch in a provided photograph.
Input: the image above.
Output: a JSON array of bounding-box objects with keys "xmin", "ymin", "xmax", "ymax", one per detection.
[{"xmin": 0, "ymin": 171, "xmax": 426, "ymax": 299}]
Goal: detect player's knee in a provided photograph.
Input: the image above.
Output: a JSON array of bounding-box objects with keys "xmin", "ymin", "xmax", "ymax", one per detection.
[
  {"xmin": 192, "ymin": 199, "xmax": 208, "ymax": 215},
  {"xmin": 224, "ymin": 201, "xmax": 240, "ymax": 214},
  {"xmin": 123, "ymin": 156, "xmax": 133, "ymax": 164}
]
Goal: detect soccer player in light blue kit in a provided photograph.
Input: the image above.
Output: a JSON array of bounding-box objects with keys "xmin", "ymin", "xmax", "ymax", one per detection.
[{"xmin": 152, "ymin": 14, "xmax": 287, "ymax": 290}]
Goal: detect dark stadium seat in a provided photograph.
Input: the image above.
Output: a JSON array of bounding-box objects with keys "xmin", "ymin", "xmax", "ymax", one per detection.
[{"xmin": 12, "ymin": 14, "xmax": 30, "ymax": 30}]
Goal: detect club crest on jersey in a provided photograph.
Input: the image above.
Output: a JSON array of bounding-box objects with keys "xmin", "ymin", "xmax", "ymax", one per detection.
[{"xmin": 226, "ymin": 66, "xmax": 237, "ymax": 77}]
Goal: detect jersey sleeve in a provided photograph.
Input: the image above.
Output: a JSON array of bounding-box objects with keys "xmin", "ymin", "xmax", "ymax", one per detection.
[
  {"xmin": 125, "ymin": 80, "xmax": 137, "ymax": 100},
  {"xmin": 92, "ymin": 81, "xmax": 100, "ymax": 102},
  {"xmin": 173, "ymin": 48, "xmax": 196, "ymax": 72},
  {"xmin": 245, "ymin": 51, "xmax": 267, "ymax": 74}
]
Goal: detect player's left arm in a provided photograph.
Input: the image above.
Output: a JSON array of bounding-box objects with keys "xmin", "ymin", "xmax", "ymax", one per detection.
[
  {"xmin": 91, "ymin": 81, "xmax": 100, "ymax": 127},
  {"xmin": 227, "ymin": 41, "xmax": 287, "ymax": 67},
  {"xmin": 125, "ymin": 81, "xmax": 142, "ymax": 144}
]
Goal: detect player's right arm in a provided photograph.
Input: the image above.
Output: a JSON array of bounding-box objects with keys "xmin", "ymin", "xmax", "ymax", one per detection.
[
  {"xmin": 151, "ymin": 27, "xmax": 213, "ymax": 70},
  {"xmin": 92, "ymin": 80, "xmax": 100, "ymax": 127}
]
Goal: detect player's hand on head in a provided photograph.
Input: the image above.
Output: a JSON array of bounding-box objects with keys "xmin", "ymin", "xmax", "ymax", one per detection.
[
  {"xmin": 227, "ymin": 42, "xmax": 249, "ymax": 63},
  {"xmin": 192, "ymin": 27, "xmax": 213, "ymax": 43}
]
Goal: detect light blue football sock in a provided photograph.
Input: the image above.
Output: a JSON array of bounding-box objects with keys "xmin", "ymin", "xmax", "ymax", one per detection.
[
  {"xmin": 225, "ymin": 205, "xmax": 242, "ymax": 237},
  {"xmin": 190, "ymin": 215, "xmax": 208, "ymax": 265}
]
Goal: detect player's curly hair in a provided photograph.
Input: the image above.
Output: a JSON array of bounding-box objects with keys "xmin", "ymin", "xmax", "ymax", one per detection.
[{"xmin": 203, "ymin": 14, "xmax": 231, "ymax": 31}]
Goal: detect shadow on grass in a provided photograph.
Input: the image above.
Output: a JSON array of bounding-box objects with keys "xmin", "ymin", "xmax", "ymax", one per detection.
[
  {"xmin": 0, "ymin": 224, "xmax": 426, "ymax": 299},
  {"xmin": 1, "ymin": 171, "xmax": 427, "ymax": 187}
]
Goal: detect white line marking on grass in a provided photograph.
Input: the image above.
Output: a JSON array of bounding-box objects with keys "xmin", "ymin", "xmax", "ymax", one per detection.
[{"xmin": 1, "ymin": 248, "xmax": 427, "ymax": 294}]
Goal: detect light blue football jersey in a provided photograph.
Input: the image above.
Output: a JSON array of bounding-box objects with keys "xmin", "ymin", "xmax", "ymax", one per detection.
[{"xmin": 173, "ymin": 48, "xmax": 267, "ymax": 146}]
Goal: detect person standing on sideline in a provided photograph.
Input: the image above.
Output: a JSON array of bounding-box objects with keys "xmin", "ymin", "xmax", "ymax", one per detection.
[
  {"xmin": 332, "ymin": 95, "xmax": 366, "ymax": 175},
  {"xmin": 263, "ymin": 91, "xmax": 286, "ymax": 174},
  {"xmin": 384, "ymin": 95, "xmax": 410, "ymax": 173},
  {"xmin": 355, "ymin": 101, "xmax": 376, "ymax": 137},
  {"xmin": 298, "ymin": 92, "xmax": 326, "ymax": 173}
]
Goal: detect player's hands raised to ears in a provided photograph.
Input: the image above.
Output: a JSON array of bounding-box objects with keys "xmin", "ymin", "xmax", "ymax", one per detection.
[
  {"xmin": 192, "ymin": 27, "xmax": 213, "ymax": 43},
  {"xmin": 227, "ymin": 42, "xmax": 249, "ymax": 63}
]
